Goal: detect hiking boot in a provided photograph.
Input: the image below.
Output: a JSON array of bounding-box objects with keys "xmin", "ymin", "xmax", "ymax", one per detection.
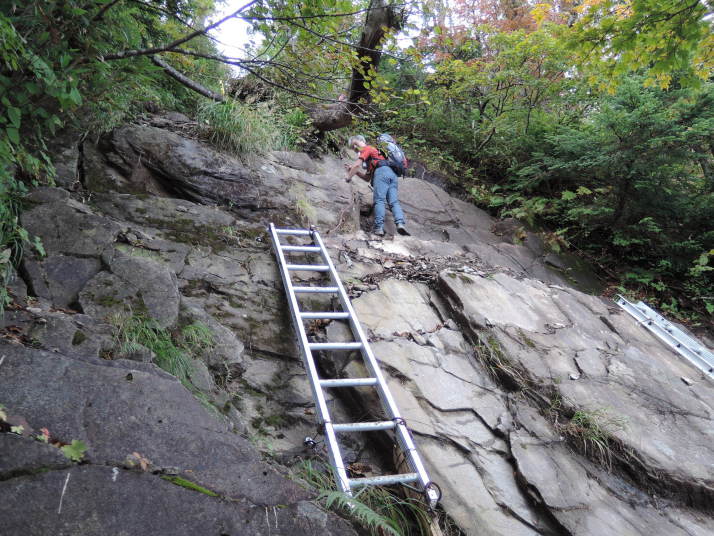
[
  {"xmin": 373, "ymin": 227, "xmax": 386, "ymax": 237},
  {"xmin": 396, "ymin": 223, "xmax": 410, "ymax": 236}
]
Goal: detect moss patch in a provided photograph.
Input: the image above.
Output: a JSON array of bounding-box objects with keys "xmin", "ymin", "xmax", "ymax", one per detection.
[
  {"xmin": 97, "ymin": 295, "xmax": 123, "ymax": 307},
  {"xmin": 517, "ymin": 328, "xmax": 536, "ymax": 348},
  {"xmin": 161, "ymin": 476, "xmax": 219, "ymax": 497},
  {"xmin": 71, "ymin": 330, "xmax": 87, "ymax": 346}
]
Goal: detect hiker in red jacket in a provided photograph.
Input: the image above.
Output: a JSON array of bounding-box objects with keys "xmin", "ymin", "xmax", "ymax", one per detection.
[{"xmin": 344, "ymin": 135, "xmax": 409, "ymax": 236}]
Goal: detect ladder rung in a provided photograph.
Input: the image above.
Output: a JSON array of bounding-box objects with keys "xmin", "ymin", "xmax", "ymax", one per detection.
[
  {"xmin": 349, "ymin": 473, "xmax": 419, "ymax": 488},
  {"xmin": 275, "ymin": 229, "xmax": 312, "ymax": 236},
  {"xmin": 301, "ymin": 312, "xmax": 350, "ymax": 320},
  {"xmin": 320, "ymin": 378, "xmax": 379, "ymax": 388},
  {"xmin": 333, "ymin": 421, "xmax": 395, "ymax": 433},
  {"xmin": 309, "ymin": 342, "xmax": 363, "ymax": 351},
  {"xmin": 287, "ymin": 264, "xmax": 330, "ymax": 272},
  {"xmin": 281, "ymin": 245, "xmax": 321, "ymax": 252},
  {"xmin": 293, "ymin": 286, "xmax": 340, "ymax": 294}
]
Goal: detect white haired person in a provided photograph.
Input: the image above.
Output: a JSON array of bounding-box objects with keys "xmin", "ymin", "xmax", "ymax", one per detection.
[{"xmin": 344, "ymin": 134, "xmax": 409, "ymax": 236}]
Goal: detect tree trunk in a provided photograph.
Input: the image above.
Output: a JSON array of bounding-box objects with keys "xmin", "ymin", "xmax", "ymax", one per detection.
[{"xmin": 308, "ymin": 0, "xmax": 403, "ymax": 132}]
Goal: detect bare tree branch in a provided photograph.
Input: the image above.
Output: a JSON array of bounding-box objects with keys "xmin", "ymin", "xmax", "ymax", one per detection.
[
  {"xmin": 239, "ymin": 3, "xmax": 407, "ymax": 22},
  {"xmin": 91, "ymin": 0, "xmax": 123, "ymax": 22},
  {"xmin": 280, "ymin": 16, "xmax": 404, "ymax": 61},
  {"xmin": 151, "ymin": 55, "xmax": 225, "ymax": 101},
  {"xmin": 104, "ymin": 0, "xmax": 260, "ymax": 60},
  {"xmin": 167, "ymin": 48, "xmax": 349, "ymax": 82}
]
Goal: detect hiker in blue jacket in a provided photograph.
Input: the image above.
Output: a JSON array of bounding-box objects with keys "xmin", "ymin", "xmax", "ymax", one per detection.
[{"xmin": 345, "ymin": 134, "xmax": 409, "ymax": 237}]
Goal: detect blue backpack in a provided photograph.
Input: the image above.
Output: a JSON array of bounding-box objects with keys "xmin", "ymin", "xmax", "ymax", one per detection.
[{"xmin": 376, "ymin": 133, "xmax": 408, "ymax": 177}]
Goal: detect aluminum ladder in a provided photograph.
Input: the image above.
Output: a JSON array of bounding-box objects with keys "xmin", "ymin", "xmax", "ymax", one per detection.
[
  {"xmin": 616, "ymin": 294, "xmax": 714, "ymax": 380},
  {"xmin": 268, "ymin": 223, "xmax": 439, "ymax": 508}
]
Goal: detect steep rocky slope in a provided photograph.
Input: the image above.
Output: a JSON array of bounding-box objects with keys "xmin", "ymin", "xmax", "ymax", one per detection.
[{"xmin": 2, "ymin": 116, "xmax": 713, "ymax": 535}]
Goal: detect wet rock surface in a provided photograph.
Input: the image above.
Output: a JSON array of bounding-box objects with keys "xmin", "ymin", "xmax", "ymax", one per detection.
[{"xmin": 2, "ymin": 117, "xmax": 712, "ymax": 535}]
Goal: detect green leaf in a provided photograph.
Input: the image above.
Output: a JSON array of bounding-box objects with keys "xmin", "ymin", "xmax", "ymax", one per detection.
[
  {"xmin": 61, "ymin": 440, "xmax": 88, "ymax": 462},
  {"xmin": 561, "ymin": 190, "xmax": 577, "ymax": 201},
  {"xmin": 67, "ymin": 88, "xmax": 82, "ymax": 106},
  {"xmin": 11, "ymin": 425, "xmax": 24, "ymax": 435},
  {"xmin": 25, "ymin": 82, "xmax": 39, "ymax": 95},
  {"xmin": 8, "ymin": 107, "xmax": 21, "ymax": 127},
  {"xmin": 33, "ymin": 237, "xmax": 45, "ymax": 257},
  {"xmin": 6, "ymin": 127, "xmax": 19, "ymax": 144}
]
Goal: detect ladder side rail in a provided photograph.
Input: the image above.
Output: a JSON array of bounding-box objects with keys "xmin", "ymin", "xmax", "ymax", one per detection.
[
  {"xmin": 312, "ymin": 230, "xmax": 437, "ymax": 502},
  {"xmin": 268, "ymin": 224, "xmax": 352, "ymax": 494},
  {"xmin": 636, "ymin": 302, "xmax": 714, "ymax": 362},
  {"xmin": 616, "ymin": 296, "xmax": 714, "ymax": 378},
  {"xmin": 269, "ymin": 223, "xmax": 332, "ymax": 422}
]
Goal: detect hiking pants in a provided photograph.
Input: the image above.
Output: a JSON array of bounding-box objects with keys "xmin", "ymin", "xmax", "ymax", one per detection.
[{"xmin": 373, "ymin": 165, "xmax": 405, "ymax": 230}]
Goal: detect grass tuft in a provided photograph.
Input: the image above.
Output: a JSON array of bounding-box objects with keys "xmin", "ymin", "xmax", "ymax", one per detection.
[
  {"xmin": 196, "ymin": 99, "xmax": 283, "ymax": 155},
  {"xmin": 110, "ymin": 313, "xmax": 214, "ymax": 385},
  {"xmin": 561, "ymin": 408, "xmax": 627, "ymax": 470}
]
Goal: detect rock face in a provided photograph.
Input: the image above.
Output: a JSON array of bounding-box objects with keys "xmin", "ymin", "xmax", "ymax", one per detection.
[{"xmin": 2, "ymin": 116, "xmax": 712, "ymax": 535}]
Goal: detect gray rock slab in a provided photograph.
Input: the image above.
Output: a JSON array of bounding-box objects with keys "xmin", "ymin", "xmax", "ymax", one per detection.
[
  {"xmin": 103, "ymin": 126, "xmax": 359, "ymax": 232},
  {"xmin": 0, "ymin": 434, "xmax": 70, "ymax": 479},
  {"xmin": 188, "ymin": 359, "xmax": 215, "ymax": 393},
  {"xmin": 420, "ymin": 437, "xmax": 542, "ymax": 536},
  {"xmin": 511, "ymin": 427, "xmax": 714, "ymax": 536},
  {"xmin": 271, "ymin": 151, "xmax": 319, "ymax": 173},
  {"xmin": 6, "ymin": 267, "xmax": 27, "ymax": 306},
  {"xmin": 95, "ymin": 192, "xmax": 235, "ymax": 231},
  {"xmin": 0, "ymin": 342, "xmax": 308, "ymax": 506},
  {"xmin": 353, "ymin": 279, "xmax": 442, "ymax": 338},
  {"xmin": 22, "ymin": 254, "xmax": 101, "ymax": 308},
  {"xmin": 78, "ymin": 271, "xmax": 139, "ymax": 321},
  {"xmin": 439, "ymin": 270, "xmax": 569, "ymax": 332},
  {"xmin": 25, "ymin": 186, "xmax": 70, "ymax": 204},
  {"xmin": 26, "ymin": 312, "xmax": 114, "ymax": 359},
  {"xmin": 112, "ymin": 124, "xmax": 257, "ymax": 206},
  {"xmin": 95, "ymin": 246, "xmax": 180, "ymax": 328},
  {"xmin": 439, "ymin": 268, "xmax": 714, "ymax": 503},
  {"xmin": 21, "ymin": 201, "xmax": 123, "ymax": 258},
  {"xmin": 182, "ymin": 285, "xmax": 295, "ymax": 358},
  {"xmin": 82, "ymin": 140, "xmax": 132, "ymax": 193},
  {"xmin": 114, "ymin": 238, "xmax": 190, "ymax": 274},
  {"xmin": 179, "ymin": 296, "xmax": 245, "ymax": 369},
  {"xmin": 0, "ymin": 465, "xmax": 357, "ymax": 536}
]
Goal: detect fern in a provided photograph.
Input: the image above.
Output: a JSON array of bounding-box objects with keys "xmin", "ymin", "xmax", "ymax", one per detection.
[{"xmin": 321, "ymin": 491, "xmax": 401, "ymax": 536}]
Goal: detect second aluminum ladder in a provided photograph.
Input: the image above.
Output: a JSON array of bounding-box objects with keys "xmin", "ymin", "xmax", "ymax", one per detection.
[{"xmin": 268, "ymin": 223, "xmax": 439, "ymax": 508}]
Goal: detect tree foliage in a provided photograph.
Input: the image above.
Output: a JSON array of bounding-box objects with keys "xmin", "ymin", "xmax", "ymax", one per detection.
[
  {"xmin": 503, "ymin": 78, "xmax": 714, "ymax": 312},
  {"xmin": 1, "ymin": 0, "xmax": 712, "ymax": 320},
  {"xmin": 371, "ymin": 0, "xmax": 713, "ymax": 319},
  {"xmin": 0, "ymin": 0, "xmax": 226, "ymax": 310},
  {"xmin": 563, "ymin": 0, "xmax": 713, "ymax": 88}
]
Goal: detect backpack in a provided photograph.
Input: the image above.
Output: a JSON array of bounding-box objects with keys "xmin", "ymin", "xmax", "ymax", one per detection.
[{"xmin": 376, "ymin": 133, "xmax": 408, "ymax": 177}]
